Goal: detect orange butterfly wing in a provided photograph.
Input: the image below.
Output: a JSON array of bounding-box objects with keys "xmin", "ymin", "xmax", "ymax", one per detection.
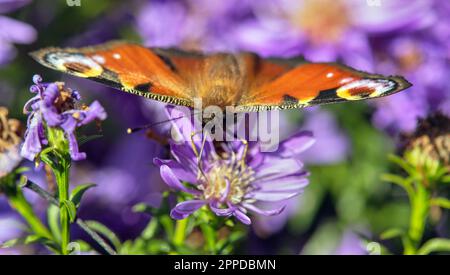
[
  {"xmin": 30, "ymin": 41, "xmax": 193, "ymax": 107},
  {"xmin": 31, "ymin": 41, "xmax": 411, "ymax": 111},
  {"xmin": 237, "ymin": 62, "xmax": 411, "ymax": 111}
]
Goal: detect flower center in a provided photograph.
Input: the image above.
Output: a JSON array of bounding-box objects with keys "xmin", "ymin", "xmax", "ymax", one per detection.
[
  {"xmin": 53, "ymin": 85, "xmax": 77, "ymax": 113},
  {"xmin": 0, "ymin": 107, "xmax": 22, "ymax": 153},
  {"xmin": 397, "ymin": 44, "xmax": 423, "ymax": 72},
  {"xmin": 292, "ymin": 0, "xmax": 350, "ymax": 44},
  {"xmin": 202, "ymin": 153, "xmax": 255, "ymax": 204}
]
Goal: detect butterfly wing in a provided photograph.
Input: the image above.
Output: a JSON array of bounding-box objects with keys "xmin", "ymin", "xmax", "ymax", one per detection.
[
  {"xmin": 31, "ymin": 42, "xmax": 411, "ymax": 111},
  {"xmin": 236, "ymin": 62, "xmax": 412, "ymax": 111},
  {"xmin": 30, "ymin": 41, "xmax": 193, "ymax": 107}
]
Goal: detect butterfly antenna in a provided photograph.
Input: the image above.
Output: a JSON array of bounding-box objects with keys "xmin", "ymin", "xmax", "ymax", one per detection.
[{"xmin": 127, "ymin": 109, "xmax": 203, "ymax": 134}]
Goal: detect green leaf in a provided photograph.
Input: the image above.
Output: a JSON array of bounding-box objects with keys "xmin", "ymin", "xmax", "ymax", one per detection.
[
  {"xmin": 430, "ymin": 197, "xmax": 450, "ymax": 209},
  {"xmin": 417, "ymin": 238, "xmax": 450, "ymax": 255},
  {"xmin": 381, "ymin": 173, "xmax": 414, "ymax": 197},
  {"xmin": 73, "ymin": 240, "xmax": 92, "ymax": 252},
  {"xmin": 388, "ymin": 154, "xmax": 417, "ymax": 177},
  {"xmin": 380, "ymin": 228, "xmax": 404, "ymax": 240},
  {"xmin": 61, "ymin": 200, "xmax": 77, "ymax": 223},
  {"xmin": 70, "ymin": 183, "xmax": 96, "ymax": 208},
  {"xmin": 84, "ymin": 220, "xmax": 122, "ymax": 250},
  {"xmin": 1, "ymin": 235, "xmax": 39, "ymax": 248},
  {"xmin": 141, "ymin": 218, "xmax": 159, "ymax": 240},
  {"xmin": 1, "ymin": 235, "xmax": 58, "ymax": 251}
]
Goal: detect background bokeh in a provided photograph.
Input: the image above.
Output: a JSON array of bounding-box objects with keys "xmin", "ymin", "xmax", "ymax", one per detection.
[{"xmin": 0, "ymin": 0, "xmax": 448, "ymax": 254}]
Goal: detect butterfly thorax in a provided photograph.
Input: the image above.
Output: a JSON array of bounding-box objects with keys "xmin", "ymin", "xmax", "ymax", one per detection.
[
  {"xmin": 192, "ymin": 54, "xmax": 246, "ymax": 109},
  {"xmin": 200, "ymin": 84, "xmax": 243, "ymax": 109}
]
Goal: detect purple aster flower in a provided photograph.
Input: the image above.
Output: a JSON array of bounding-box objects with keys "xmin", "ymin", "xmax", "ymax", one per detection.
[
  {"xmin": 372, "ymin": 32, "xmax": 450, "ymax": 134},
  {"xmin": 135, "ymin": 0, "xmax": 252, "ymax": 52},
  {"xmin": 0, "ymin": 106, "xmax": 22, "ymax": 178},
  {"xmin": 234, "ymin": 0, "xmax": 435, "ymax": 70},
  {"xmin": 154, "ymin": 106, "xmax": 314, "ymax": 225},
  {"xmin": 0, "ymin": 0, "xmax": 37, "ymax": 66},
  {"xmin": 20, "ymin": 75, "xmax": 107, "ymax": 161}
]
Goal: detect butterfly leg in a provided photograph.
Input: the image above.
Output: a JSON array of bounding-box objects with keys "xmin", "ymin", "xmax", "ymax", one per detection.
[
  {"xmin": 237, "ymin": 139, "xmax": 248, "ymax": 168},
  {"xmin": 190, "ymin": 131, "xmax": 209, "ymax": 181}
]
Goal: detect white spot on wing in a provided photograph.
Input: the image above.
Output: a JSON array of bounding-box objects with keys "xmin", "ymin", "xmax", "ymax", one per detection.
[
  {"xmin": 326, "ymin": 72, "xmax": 334, "ymax": 78},
  {"xmin": 113, "ymin": 53, "xmax": 121, "ymax": 60},
  {"xmin": 337, "ymin": 79, "xmax": 396, "ymax": 100},
  {"xmin": 92, "ymin": 55, "xmax": 105, "ymax": 64},
  {"xmin": 45, "ymin": 52, "xmax": 103, "ymax": 77},
  {"xmin": 339, "ymin": 77, "xmax": 354, "ymax": 84}
]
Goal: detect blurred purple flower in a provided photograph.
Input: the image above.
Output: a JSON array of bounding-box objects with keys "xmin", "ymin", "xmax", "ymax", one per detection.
[
  {"xmin": 372, "ymin": 32, "xmax": 450, "ymax": 134},
  {"xmin": 135, "ymin": 0, "xmax": 252, "ymax": 52},
  {"xmin": 253, "ymin": 108, "xmax": 350, "ymax": 236},
  {"xmin": 66, "ymin": 131, "xmax": 167, "ymax": 240},
  {"xmin": 21, "ymin": 75, "xmax": 107, "ymax": 161},
  {"xmin": 300, "ymin": 109, "xmax": 350, "ymax": 164},
  {"xmin": 0, "ymin": 0, "xmax": 36, "ymax": 66},
  {"xmin": 234, "ymin": 0, "xmax": 435, "ymax": 70},
  {"xmin": 154, "ymin": 106, "xmax": 314, "ymax": 225},
  {"xmin": 334, "ymin": 231, "xmax": 367, "ymax": 255},
  {"xmin": 0, "ymin": 214, "xmax": 24, "ymax": 255}
]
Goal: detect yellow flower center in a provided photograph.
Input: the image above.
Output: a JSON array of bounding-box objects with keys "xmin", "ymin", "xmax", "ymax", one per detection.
[
  {"xmin": 397, "ymin": 43, "xmax": 423, "ymax": 72},
  {"xmin": 201, "ymin": 151, "xmax": 255, "ymax": 204}
]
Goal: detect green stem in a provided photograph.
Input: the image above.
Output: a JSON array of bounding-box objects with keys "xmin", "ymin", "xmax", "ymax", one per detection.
[
  {"xmin": 404, "ymin": 183, "xmax": 430, "ymax": 255},
  {"xmin": 45, "ymin": 127, "xmax": 73, "ymax": 255},
  {"xmin": 173, "ymin": 219, "xmax": 188, "ymax": 247},
  {"xmin": 55, "ymin": 162, "xmax": 70, "ymax": 255}
]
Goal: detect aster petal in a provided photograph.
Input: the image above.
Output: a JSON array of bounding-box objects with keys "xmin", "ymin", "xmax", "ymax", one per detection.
[
  {"xmin": 42, "ymin": 83, "xmax": 59, "ymax": 106},
  {"xmin": 165, "ymin": 105, "xmax": 198, "ymax": 143},
  {"xmin": 242, "ymin": 203, "xmax": 286, "ymax": 216},
  {"xmin": 247, "ymin": 148, "xmax": 264, "ymax": 167},
  {"xmin": 40, "ymin": 84, "xmax": 62, "ymax": 126},
  {"xmin": 160, "ymin": 165, "xmax": 201, "ymax": 195},
  {"xmin": 59, "ymin": 116, "xmax": 77, "ymax": 133},
  {"xmin": 233, "ymin": 209, "xmax": 251, "ymax": 225},
  {"xmin": 78, "ymin": 100, "xmax": 107, "ymax": 125},
  {"xmin": 249, "ymin": 190, "xmax": 303, "ymax": 202},
  {"xmin": 254, "ymin": 176, "xmax": 309, "ymax": 192},
  {"xmin": 209, "ymin": 201, "xmax": 234, "ymax": 217},
  {"xmin": 277, "ymin": 130, "xmax": 315, "ymax": 158},
  {"xmin": 20, "ymin": 114, "xmax": 42, "ymax": 161},
  {"xmin": 0, "ymin": 16, "xmax": 36, "ymax": 44},
  {"xmin": 170, "ymin": 141, "xmax": 198, "ymax": 165},
  {"xmin": 153, "ymin": 158, "xmax": 198, "ymax": 184},
  {"xmin": 65, "ymin": 130, "xmax": 86, "ymax": 161},
  {"xmin": 22, "ymin": 95, "xmax": 40, "ymax": 114},
  {"xmin": 170, "ymin": 200, "xmax": 206, "ymax": 220},
  {"xmin": 253, "ymin": 157, "xmax": 303, "ymax": 181}
]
